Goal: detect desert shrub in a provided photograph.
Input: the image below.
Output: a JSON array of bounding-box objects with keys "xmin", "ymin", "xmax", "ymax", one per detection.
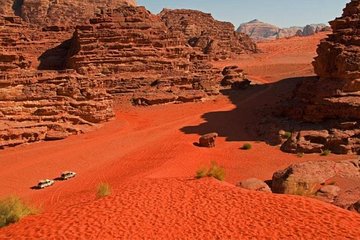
[
  {"xmin": 195, "ymin": 162, "xmax": 225, "ymax": 181},
  {"xmin": 195, "ymin": 168, "xmax": 208, "ymax": 179},
  {"xmin": 282, "ymin": 131, "xmax": 292, "ymax": 139},
  {"xmin": 0, "ymin": 196, "xmax": 37, "ymax": 228},
  {"xmin": 296, "ymin": 152, "xmax": 304, "ymax": 158},
  {"xmin": 207, "ymin": 162, "xmax": 225, "ymax": 181},
  {"xmin": 96, "ymin": 183, "xmax": 112, "ymax": 198},
  {"xmin": 320, "ymin": 150, "xmax": 331, "ymax": 156},
  {"xmin": 241, "ymin": 143, "xmax": 252, "ymax": 150}
]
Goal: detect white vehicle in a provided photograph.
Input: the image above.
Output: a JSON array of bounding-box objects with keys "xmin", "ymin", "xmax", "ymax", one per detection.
[
  {"xmin": 37, "ymin": 179, "xmax": 55, "ymax": 189},
  {"xmin": 60, "ymin": 171, "xmax": 76, "ymax": 180}
]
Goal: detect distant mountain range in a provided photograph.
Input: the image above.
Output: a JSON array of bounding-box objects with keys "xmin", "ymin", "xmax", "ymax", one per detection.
[{"xmin": 237, "ymin": 19, "xmax": 330, "ymax": 41}]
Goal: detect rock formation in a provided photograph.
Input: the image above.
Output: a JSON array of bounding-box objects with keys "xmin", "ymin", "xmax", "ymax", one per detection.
[
  {"xmin": 66, "ymin": 6, "xmax": 222, "ymax": 105},
  {"xmin": 237, "ymin": 19, "xmax": 329, "ymax": 41},
  {"xmin": 0, "ymin": 0, "xmax": 136, "ymax": 28},
  {"xmin": 272, "ymin": 159, "xmax": 360, "ymax": 213},
  {"xmin": 221, "ymin": 66, "xmax": 251, "ymax": 89},
  {"xmin": 0, "ymin": 15, "xmax": 114, "ymax": 148},
  {"xmin": 198, "ymin": 133, "xmax": 218, "ymax": 148},
  {"xmin": 237, "ymin": 19, "xmax": 280, "ymax": 41},
  {"xmin": 0, "ymin": 2, "xmax": 260, "ymax": 148},
  {"xmin": 237, "ymin": 178, "xmax": 272, "ymax": 193},
  {"xmin": 159, "ymin": 9, "xmax": 257, "ymax": 60},
  {"xmin": 283, "ymin": 0, "xmax": 360, "ymax": 155}
]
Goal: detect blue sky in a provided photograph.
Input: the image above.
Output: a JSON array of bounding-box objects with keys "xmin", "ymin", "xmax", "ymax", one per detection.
[{"xmin": 137, "ymin": 0, "xmax": 349, "ymax": 28}]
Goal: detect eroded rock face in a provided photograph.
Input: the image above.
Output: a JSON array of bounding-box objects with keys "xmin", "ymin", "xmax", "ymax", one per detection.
[
  {"xmin": 0, "ymin": 0, "xmax": 136, "ymax": 27},
  {"xmin": 283, "ymin": 0, "xmax": 360, "ymax": 155},
  {"xmin": 272, "ymin": 159, "xmax": 360, "ymax": 212},
  {"xmin": 160, "ymin": 9, "xmax": 257, "ymax": 60},
  {"xmin": 66, "ymin": 6, "xmax": 222, "ymax": 105},
  {"xmin": 0, "ymin": 15, "xmax": 114, "ymax": 148},
  {"xmin": 221, "ymin": 66, "xmax": 251, "ymax": 89}
]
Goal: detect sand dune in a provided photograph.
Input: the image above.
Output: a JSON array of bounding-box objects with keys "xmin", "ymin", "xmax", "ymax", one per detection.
[{"xmin": 1, "ymin": 33, "xmax": 359, "ymax": 239}]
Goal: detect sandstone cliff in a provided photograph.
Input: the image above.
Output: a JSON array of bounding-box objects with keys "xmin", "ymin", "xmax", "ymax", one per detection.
[
  {"xmin": 160, "ymin": 9, "xmax": 257, "ymax": 60},
  {"xmin": 66, "ymin": 6, "xmax": 222, "ymax": 105},
  {"xmin": 0, "ymin": 15, "xmax": 114, "ymax": 148},
  {"xmin": 0, "ymin": 0, "xmax": 136, "ymax": 27},
  {"xmin": 0, "ymin": 3, "xmax": 259, "ymax": 148},
  {"xmin": 282, "ymin": 0, "xmax": 360, "ymax": 155}
]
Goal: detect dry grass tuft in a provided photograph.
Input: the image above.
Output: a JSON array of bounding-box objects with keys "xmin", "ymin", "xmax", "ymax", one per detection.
[
  {"xmin": 0, "ymin": 196, "xmax": 38, "ymax": 228},
  {"xmin": 96, "ymin": 182, "xmax": 112, "ymax": 198}
]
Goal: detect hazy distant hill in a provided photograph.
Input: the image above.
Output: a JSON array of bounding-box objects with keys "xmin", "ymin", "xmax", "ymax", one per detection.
[{"xmin": 237, "ymin": 19, "xmax": 330, "ymax": 41}]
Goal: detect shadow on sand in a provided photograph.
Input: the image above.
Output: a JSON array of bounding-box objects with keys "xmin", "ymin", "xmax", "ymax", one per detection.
[{"xmin": 180, "ymin": 76, "xmax": 319, "ymax": 145}]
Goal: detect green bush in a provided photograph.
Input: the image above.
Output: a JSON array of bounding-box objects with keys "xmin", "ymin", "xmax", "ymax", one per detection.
[
  {"xmin": 320, "ymin": 150, "xmax": 331, "ymax": 156},
  {"xmin": 195, "ymin": 161, "xmax": 225, "ymax": 181},
  {"xmin": 283, "ymin": 131, "xmax": 292, "ymax": 139},
  {"xmin": 0, "ymin": 196, "xmax": 37, "ymax": 228},
  {"xmin": 241, "ymin": 143, "xmax": 252, "ymax": 150},
  {"xmin": 96, "ymin": 183, "xmax": 112, "ymax": 198}
]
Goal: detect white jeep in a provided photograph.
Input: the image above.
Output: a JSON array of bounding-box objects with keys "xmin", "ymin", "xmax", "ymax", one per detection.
[
  {"xmin": 60, "ymin": 171, "xmax": 76, "ymax": 180},
  {"xmin": 37, "ymin": 179, "xmax": 55, "ymax": 189}
]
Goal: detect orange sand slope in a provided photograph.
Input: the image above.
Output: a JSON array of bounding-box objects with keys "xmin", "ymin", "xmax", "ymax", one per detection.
[
  {"xmin": 1, "ymin": 178, "xmax": 360, "ymax": 239},
  {"xmin": 1, "ymin": 33, "xmax": 360, "ymax": 239}
]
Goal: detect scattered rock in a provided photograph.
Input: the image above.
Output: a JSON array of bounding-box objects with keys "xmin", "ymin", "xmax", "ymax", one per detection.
[
  {"xmin": 237, "ymin": 178, "xmax": 272, "ymax": 193},
  {"xmin": 349, "ymin": 200, "xmax": 360, "ymax": 213},
  {"xmin": 199, "ymin": 133, "xmax": 218, "ymax": 148}
]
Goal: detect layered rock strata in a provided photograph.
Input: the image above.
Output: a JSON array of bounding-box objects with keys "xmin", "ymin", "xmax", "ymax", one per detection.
[
  {"xmin": 0, "ymin": 15, "xmax": 114, "ymax": 148},
  {"xmin": 282, "ymin": 0, "xmax": 360, "ymax": 154},
  {"xmin": 66, "ymin": 6, "xmax": 222, "ymax": 105},
  {"xmin": 160, "ymin": 9, "xmax": 257, "ymax": 60},
  {"xmin": 0, "ymin": 0, "xmax": 136, "ymax": 28}
]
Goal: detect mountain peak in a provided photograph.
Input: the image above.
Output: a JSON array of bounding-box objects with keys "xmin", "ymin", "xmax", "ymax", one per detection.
[{"xmin": 249, "ymin": 19, "xmax": 262, "ymax": 23}]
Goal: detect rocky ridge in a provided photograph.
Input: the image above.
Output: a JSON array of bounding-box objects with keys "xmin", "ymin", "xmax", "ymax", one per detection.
[
  {"xmin": 0, "ymin": 0, "xmax": 136, "ymax": 28},
  {"xmin": 66, "ymin": 6, "xmax": 222, "ymax": 105},
  {"xmin": 0, "ymin": 2, "xmax": 258, "ymax": 147},
  {"xmin": 0, "ymin": 15, "xmax": 114, "ymax": 148},
  {"xmin": 237, "ymin": 19, "xmax": 329, "ymax": 41},
  {"xmin": 160, "ymin": 9, "xmax": 257, "ymax": 60},
  {"xmin": 282, "ymin": 0, "xmax": 360, "ymax": 155}
]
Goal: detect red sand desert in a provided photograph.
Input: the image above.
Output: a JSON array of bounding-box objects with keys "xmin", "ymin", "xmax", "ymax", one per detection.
[{"xmin": 1, "ymin": 33, "xmax": 360, "ymax": 239}]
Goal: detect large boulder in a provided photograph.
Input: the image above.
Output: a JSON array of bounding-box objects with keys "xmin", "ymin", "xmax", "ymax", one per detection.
[
  {"xmin": 237, "ymin": 178, "xmax": 272, "ymax": 193},
  {"xmin": 272, "ymin": 159, "xmax": 360, "ymax": 211},
  {"xmin": 199, "ymin": 133, "xmax": 218, "ymax": 148}
]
